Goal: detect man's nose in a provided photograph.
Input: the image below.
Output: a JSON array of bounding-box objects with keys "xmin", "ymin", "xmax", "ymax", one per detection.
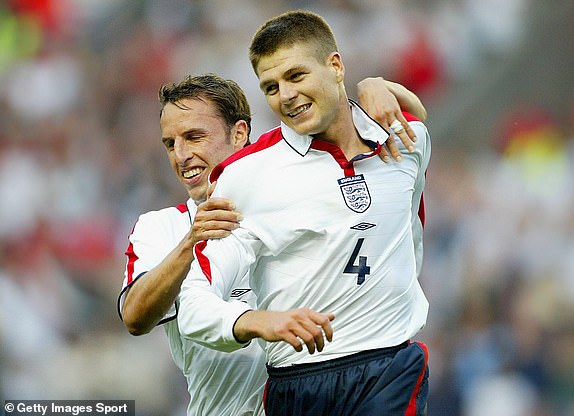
[
  {"xmin": 279, "ymin": 82, "xmax": 297, "ymax": 104},
  {"xmin": 174, "ymin": 138, "xmax": 192, "ymax": 164}
]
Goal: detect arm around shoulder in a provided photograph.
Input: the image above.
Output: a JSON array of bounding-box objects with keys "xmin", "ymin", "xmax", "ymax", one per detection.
[{"xmin": 357, "ymin": 77, "xmax": 427, "ymax": 122}]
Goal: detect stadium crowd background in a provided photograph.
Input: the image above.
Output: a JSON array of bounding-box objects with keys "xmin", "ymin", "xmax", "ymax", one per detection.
[{"xmin": 0, "ymin": 0, "xmax": 573, "ymax": 415}]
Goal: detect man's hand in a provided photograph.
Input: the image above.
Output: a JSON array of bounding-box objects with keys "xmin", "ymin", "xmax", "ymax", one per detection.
[
  {"xmin": 357, "ymin": 77, "xmax": 424, "ymax": 162},
  {"xmin": 234, "ymin": 308, "xmax": 335, "ymax": 354},
  {"xmin": 191, "ymin": 197, "xmax": 242, "ymax": 244}
]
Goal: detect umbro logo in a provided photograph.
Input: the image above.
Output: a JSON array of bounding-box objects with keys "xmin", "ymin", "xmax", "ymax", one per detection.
[
  {"xmin": 350, "ymin": 222, "xmax": 376, "ymax": 231},
  {"xmin": 230, "ymin": 288, "xmax": 252, "ymax": 298}
]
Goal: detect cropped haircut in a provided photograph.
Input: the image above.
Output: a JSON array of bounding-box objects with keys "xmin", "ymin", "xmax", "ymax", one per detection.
[
  {"xmin": 248, "ymin": 10, "xmax": 339, "ymax": 73},
  {"xmin": 159, "ymin": 73, "xmax": 252, "ymax": 139}
]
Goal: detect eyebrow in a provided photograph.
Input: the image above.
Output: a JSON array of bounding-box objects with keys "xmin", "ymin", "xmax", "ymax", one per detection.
[
  {"xmin": 162, "ymin": 127, "xmax": 207, "ymax": 142},
  {"xmin": 285, "ymin": 65, "xmax": 307, "ymax": 76},
  {"xmin": 259, "ymin": 65, "xmax": 308, "ymax": 90}
]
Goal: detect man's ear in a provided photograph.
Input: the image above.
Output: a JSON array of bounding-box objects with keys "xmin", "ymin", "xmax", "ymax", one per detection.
[
  {"xmin": 231, "ymin": 120, "xmax": 249, "ymax": 150},
  {"xmin": 328, "ymin": 52, "xmax": 345, "ymax": 83}
]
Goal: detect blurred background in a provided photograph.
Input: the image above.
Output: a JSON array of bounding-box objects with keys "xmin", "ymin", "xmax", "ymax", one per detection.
[{"xmin": 1, "ymin": 0, "xmax": 573, "ymax": 415}]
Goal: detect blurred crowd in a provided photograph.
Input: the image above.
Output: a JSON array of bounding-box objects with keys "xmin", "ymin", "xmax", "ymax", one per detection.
[{"xmin": 0, "ymin": 0, "xmax": 573, "ymax": 415}]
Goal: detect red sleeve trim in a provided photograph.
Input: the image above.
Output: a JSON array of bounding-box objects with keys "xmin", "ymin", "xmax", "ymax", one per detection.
[
  {"xmin": 125, "ymin": 241, "xmax": 138, "ymax": 285},
  {"xmin": 194, "ymin": 240, "xmax": 212, "ymax": 284},
  {"xmin": 418, "ymin": 192, "xmax": 426, "ymax": 228},
  {"xmin": 402, "ymin": 111, "xmax": 421, "ymax": 123}
]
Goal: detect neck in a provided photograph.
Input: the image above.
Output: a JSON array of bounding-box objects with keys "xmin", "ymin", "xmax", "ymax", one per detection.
[{"xmin": 314, "ymin": 99, "xmax": 371, "ymax": 160}]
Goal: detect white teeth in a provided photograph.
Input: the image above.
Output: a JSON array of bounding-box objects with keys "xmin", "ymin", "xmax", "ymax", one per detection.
[
  {"xmin": 183, "ymin": 167, "xmax": 203, "ymax": 179},
  {"xmin": 288, "ymin": 104, "xmax": 310, "ymax": 117}
]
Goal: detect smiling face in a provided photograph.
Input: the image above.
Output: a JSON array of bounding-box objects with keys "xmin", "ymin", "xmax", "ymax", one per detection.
[
  {"xmin": 160, "ymin": 98, "xmax": 246, "ymax": 204},
  {"xmin": 256, "ymin": 42, "xmax": 346, "ymax": 140}
]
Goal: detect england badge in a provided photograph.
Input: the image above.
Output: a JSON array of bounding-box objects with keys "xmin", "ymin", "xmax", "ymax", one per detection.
[{"xmin": 338, "ymin": 174, "xmax": 371, "ymax": 213}]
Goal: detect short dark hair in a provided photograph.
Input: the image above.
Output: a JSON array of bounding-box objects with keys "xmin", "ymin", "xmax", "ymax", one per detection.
[
  {"xmin": 248, "ymin": 10, "xmax": 339, "ymax": 73},
  {"xmin": 159, "ymin": 73, "xmax": 252, "ymax": 138}
]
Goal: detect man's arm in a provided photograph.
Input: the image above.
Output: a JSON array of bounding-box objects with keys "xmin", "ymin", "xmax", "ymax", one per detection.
[
  {"xmin": 357, "ymin": 77, "xmax": 427, "ymax": 162},
  {"xmin": 178, "ymin": 275, "xmax": 335, "ymax": 355},
  {"xmin": 359, "ymin": 77, "xmax": 427, "ymax": 123},
  {"xmin": 121, "ymin": 198, "xmax": 241, "ymax": 335},
  {"xmin": 176, "ymin": 223, "xmax": 335, "ymax": 355},
  {"xmin": 176, "ymin": 225, "xmax": 260, "ymax": 351}
]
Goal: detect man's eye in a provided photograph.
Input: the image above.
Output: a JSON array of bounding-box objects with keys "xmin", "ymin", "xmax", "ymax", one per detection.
[
  {"xmin": 163, "ymin": 140, "xmax": 174, "ymax": 149},
  {"xmin": 185, "ymin": 135, "xmax": 203, "ymax": 142},
  {"xmin": 265, "ymin": 85, "xmax": 278, "ymax": 95}
]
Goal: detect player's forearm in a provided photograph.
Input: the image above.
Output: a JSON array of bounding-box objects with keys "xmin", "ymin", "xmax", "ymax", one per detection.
[
  {"xmin": 122, "ymin": 243, "xmax": 195, "ymax": 335},
  {"xmin": 233, "ymin": 310, "xmax": 264, "ymax": 343},
  {"xmin": 384, "ymin": 80, "xmax": 427, "ymax": 121},
  {"xmin": 356, "ymin": 77, "xmax": 427, "ymax": 122}
]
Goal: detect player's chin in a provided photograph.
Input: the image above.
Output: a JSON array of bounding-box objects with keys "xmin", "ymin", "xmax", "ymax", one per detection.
[
  {"xmin": 186, "ymin": 183, "xmax": 208, "ymax": 203},
  {"xmin": 286, "ymin": 119, "xmax": 318, "ymax": 136}
]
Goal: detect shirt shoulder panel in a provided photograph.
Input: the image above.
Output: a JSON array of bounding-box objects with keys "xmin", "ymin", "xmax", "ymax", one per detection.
[{"xmin": 210, "ymin": 127, "xmax": 283, "ymax": 182}]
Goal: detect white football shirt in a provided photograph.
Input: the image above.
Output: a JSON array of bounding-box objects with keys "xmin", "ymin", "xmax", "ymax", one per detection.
[
  {"xmin": 118, "ymin": 201, "xmax": 266, "ymax": 416},
  {"xmin": 178, "ymin": 101, "xmax": 431, "ymax": 367}
]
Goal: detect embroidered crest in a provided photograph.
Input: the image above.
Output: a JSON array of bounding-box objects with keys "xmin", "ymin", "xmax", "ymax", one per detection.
[{"xmin": 338, "ymin": 174, "xmax": 371, "ymax": 213}]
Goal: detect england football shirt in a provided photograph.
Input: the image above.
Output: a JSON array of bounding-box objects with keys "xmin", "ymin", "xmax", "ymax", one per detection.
[{"xmin": 178, "ymin": 101, "xmax": 431, "ymax": 367}]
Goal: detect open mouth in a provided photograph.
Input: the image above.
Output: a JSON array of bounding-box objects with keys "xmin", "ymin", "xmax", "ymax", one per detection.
[
  {"xmin": 182, "ymin": 167, "xmax": 204, "ymax": 179},
  {"xmin": 288, "ymin": 103, "xmax": 311, "ymax": 118}
]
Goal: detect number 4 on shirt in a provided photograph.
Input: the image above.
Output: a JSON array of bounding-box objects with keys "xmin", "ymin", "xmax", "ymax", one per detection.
[{"xmin": 344, "ymin": 238, "xmax": 371, "ymax": 285}]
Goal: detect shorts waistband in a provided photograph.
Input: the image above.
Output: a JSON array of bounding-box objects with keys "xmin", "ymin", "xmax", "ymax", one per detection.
[{"xmin": 266, "ymin": 342, "xmax": 409, "ymax": 379}]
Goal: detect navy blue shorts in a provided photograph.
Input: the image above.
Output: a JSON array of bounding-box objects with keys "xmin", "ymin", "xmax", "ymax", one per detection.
[{"xmin": 264, "ymin": 341, "xmax": 429, "ymax": 416}]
